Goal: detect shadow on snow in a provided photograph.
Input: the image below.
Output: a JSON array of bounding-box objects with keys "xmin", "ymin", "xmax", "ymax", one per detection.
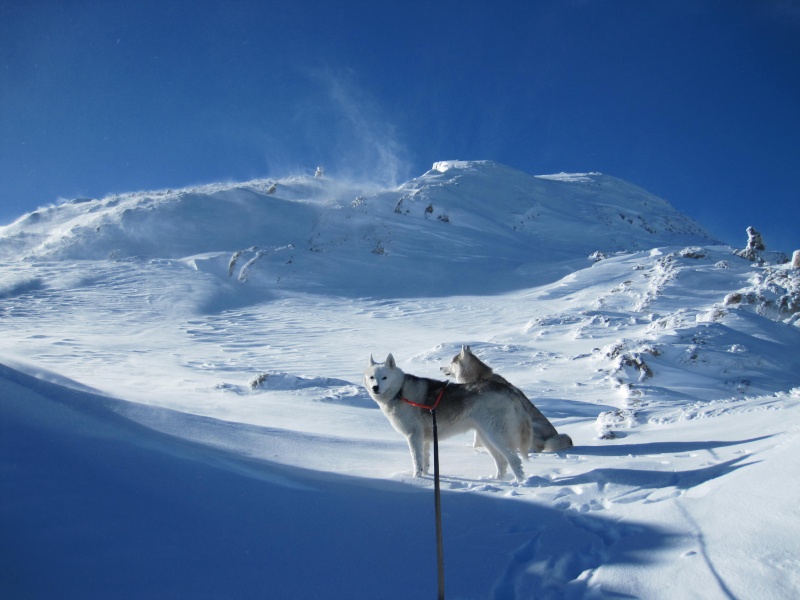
[{"xmin": 1, "ymin": 363, "xmax": 679, "ymax": 599}]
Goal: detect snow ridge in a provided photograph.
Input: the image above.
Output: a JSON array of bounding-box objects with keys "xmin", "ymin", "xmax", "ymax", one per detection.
[{"xmin": 1, "ymin": 162, "xmax": 723, "ymax": 299}]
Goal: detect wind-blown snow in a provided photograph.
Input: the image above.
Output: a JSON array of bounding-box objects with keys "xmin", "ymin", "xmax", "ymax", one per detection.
[{"xmin": 1, "ymin": 161, "xmax": 799, "ymax": 598}]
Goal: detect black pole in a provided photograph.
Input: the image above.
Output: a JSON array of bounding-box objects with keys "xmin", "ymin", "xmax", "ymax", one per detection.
[{"xmin": 432, "ymin": 409, "xmax": 445, "ymax": 600}]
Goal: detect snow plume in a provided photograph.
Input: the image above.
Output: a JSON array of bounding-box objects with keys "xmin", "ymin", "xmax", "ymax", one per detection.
[{"xmin": 293, "ymin": 68, "xmax": 411, "ymax": 188}]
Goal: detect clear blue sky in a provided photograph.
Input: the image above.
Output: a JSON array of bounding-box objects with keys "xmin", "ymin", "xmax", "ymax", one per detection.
[{"xmin": 2, "ymin": 0, "xmax": 798, "ymax": 252}]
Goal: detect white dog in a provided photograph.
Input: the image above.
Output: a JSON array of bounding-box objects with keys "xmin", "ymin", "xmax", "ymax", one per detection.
[{"xmin": 364, "ymin": 354, "xmax": 532, "ymax": 481}]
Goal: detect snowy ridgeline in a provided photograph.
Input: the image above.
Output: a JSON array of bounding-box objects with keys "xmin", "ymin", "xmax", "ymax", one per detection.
[
  {"xmin": 0, "ymin": 160, "xmax": 731, "ymax": 296},
  {"xmin": 2, "ymin": 162, "xmax": 800, "ymax": 598}
]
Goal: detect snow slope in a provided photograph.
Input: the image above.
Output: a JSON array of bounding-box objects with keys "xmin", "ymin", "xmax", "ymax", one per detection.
[
  {"xmin": 2, "ymin": 162, "xmax": 799, "ymax": 599},
  {"xmin": 0, "ymin": 160, "xmax": 723, "ymax": 295}
]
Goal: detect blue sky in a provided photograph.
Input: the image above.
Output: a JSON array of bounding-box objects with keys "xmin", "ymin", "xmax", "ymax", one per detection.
[{"xmin": 2, "ymin": 0, "xmax": 798, "ymax": 252}]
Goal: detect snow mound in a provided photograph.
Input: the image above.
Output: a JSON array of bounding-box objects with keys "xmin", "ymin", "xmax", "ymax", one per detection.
[
  {"xmin": 248, "ymin": 371, "xmax": 351, "ymax": 391},
  {"xmin": 722, "ymin": 262, "xmax": 800, "ymax": 325}
]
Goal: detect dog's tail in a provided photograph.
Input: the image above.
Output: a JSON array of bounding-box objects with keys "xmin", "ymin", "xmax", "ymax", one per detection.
[
  {"xmin": 542, "ymin": 433, "xmax": 573, "ymax": 452},
  {"xmin": 510, "ymin": 398, "xmax": 534, "ymax": 459}
]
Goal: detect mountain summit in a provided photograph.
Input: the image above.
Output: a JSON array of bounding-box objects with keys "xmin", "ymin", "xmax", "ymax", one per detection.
[{"xmin": 0, "ymin": 161, "xmax": 722, "ymax": 295}]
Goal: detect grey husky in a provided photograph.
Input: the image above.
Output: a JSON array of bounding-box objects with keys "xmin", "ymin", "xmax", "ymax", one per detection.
[
  {"xmin": 441, "ymin": 345, "xmax": 573, "ymax": 452},
  {"xmin": 364, "ymin": 354, "xmax": 532, "ymax": 481}
]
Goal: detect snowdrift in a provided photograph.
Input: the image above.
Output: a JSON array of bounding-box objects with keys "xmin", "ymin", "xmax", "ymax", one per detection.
[{"xmin": 1, "ymin": 362, "xmax": 680, "ymax": 599}]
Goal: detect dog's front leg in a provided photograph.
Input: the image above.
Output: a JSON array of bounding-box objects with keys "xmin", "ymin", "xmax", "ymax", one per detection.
[{"xmin": 406, "ymin": 431, "xmax": 427, "ymax": 476}]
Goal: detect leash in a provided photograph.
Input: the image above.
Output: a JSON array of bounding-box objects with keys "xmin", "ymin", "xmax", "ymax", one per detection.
[
  {"xmin": 432, "ymin": 405, "xmax": 445, "ymax": 600},
  {"xmin": 401, "ymin": 383, "xmax": 447, "ymax": 600}
]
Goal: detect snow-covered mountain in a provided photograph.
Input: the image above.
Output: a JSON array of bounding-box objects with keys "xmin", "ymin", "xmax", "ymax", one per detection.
[
  {"xmin": 0, "ymin": 160, "xmax": 723, "ymax": 295},
  {"xmin": 2, "ymin": 162, "xmax": 799, "ymax": 599}
]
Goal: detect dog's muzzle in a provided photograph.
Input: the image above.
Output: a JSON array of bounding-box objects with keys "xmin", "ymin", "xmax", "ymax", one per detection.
[{"xmin": 371, "ymin": 385, "xmax": 380, "ymax": 394}]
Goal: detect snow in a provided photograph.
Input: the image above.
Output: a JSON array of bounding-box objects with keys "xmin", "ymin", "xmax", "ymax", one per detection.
[{"xmin": 2, "ymin": 161, "xmax": 799, "ymax": 598}]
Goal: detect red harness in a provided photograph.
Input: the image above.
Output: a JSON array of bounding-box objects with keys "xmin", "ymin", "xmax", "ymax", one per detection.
[{"xmin": 401, "ymin": 383, "xmax": 448, "ymax": 411}]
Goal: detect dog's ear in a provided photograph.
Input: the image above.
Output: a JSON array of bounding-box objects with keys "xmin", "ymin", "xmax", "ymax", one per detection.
[
  {"xmin": 461, "ymin": 345, "xmax": 471, "ymax": 357},
  {"xmin": 369, "ymin": 354, "xmax": 377, "ymax": 366},
  {"xmin": 386, "ymin": 353, "xmax": 395, "ymax": 368}
]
